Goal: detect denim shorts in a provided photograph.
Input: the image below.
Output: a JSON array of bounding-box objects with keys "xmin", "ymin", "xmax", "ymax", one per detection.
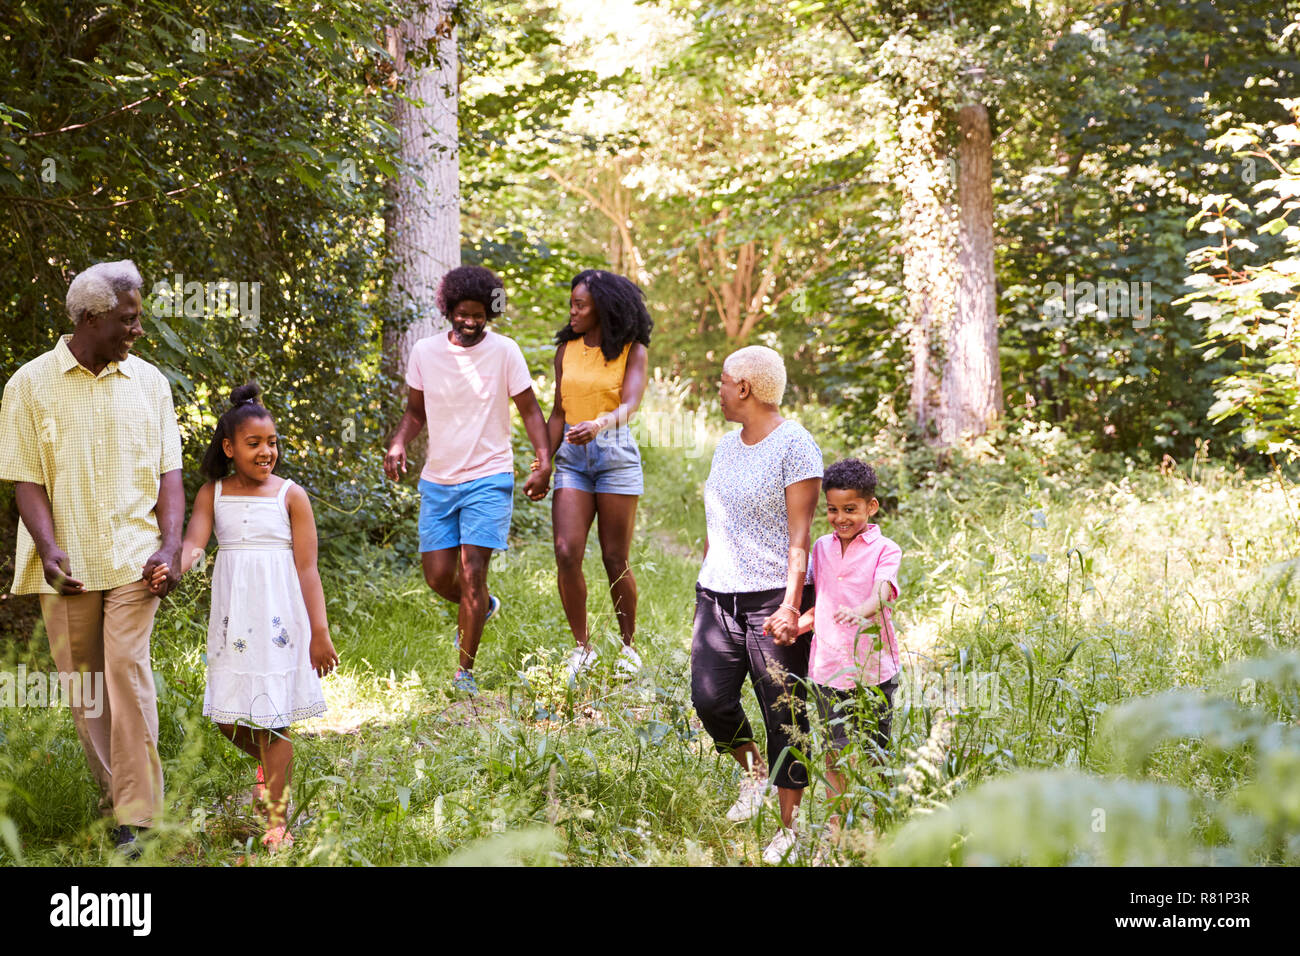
[
  {"xmin": 552, "ymin": 424, "xmax": 644, "ymax": 496},
  {"xmin": 418, "ymin": 472, "xmax": 513, "ymax": 552}
]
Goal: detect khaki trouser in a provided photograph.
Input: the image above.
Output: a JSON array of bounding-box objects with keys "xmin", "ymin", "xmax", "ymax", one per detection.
[{"xmin": 39, "ymin": 579, "xmax": 164, "ymax": 827}]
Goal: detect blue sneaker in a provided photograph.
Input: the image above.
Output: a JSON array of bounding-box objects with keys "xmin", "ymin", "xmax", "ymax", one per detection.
[{"xmin": 452, "ymin": 668, "xmax": 478, "ymax": 696}]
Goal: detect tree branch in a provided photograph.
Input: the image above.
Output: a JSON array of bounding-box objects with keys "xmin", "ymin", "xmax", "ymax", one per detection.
[{"xmin": 2, "ymin": 160, "xmax": 254, "ymax": 212}]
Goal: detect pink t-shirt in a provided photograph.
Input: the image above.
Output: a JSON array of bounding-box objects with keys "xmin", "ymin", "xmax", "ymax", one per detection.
[
  {"xmin": 405, "ymin": 330, "xmax": 533, "ymax": 485},
  {"xmin": 808, "ymin": 526, "xmax": 902, "ymax": 689}
]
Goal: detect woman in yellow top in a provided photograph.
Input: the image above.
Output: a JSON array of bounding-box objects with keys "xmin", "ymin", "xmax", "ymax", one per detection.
[{"xmin": 545, "ymin": 270, "xmax": 652, "ymax": 680}]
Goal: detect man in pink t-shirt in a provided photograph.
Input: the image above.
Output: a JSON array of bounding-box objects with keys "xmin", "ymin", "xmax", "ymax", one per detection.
[
  {"xmin": 798, "ymin": 458, "xmax": 902, "ymax": 847},
  {"xmin": 383, "ymin": 267, "xmax": 552, "ymax": 695}
]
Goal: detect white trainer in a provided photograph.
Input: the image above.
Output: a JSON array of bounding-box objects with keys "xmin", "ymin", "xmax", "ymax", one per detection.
[
  {"xmin": 763, "ymin": 826, "xmax": 801, "ymax": 865},
  {"xmin": 725, "ymin": 774, "xmax": 769, "ymax": 823},
  {"xmin": 615, "ymin": 643, "xmax": 643, "ymax": 678},
  {"xmin": 565, "ymin": 644, "xmax": 598, "ymax": 681}
]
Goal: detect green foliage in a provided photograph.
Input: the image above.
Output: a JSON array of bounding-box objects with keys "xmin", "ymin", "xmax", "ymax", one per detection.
[
  {"xmin": 995, "ymin": 1, "xmax": 1300, "ymax": 458},
  {"xmin": 885, "ymin": 649, "xmax": 1300, "ymax": 866},
  {"xmin": 0, "ymin": 0, "xmax": 414, "ymax": 550},
  {"xmin": 459, "ymin": 1, "xmax": 633, "ymax": 353},
  {"xmin": 1180, "ymin": 98, "xmax": 1300, "ymax": 458},
  {"xmin": 648, "ymin": 0, "xmax": 1300, "ymax": 462},
  {"xmin": 1098, "ymin": 689, "xmax": 1294, "ymax": 773},
  {"xmin": 883, "ymin": 771, "xmax": 1201, "ymax": 865}
]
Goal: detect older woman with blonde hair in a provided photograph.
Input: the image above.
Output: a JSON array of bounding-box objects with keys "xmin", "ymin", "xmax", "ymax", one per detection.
[{"xmin": 690, "ymin": 344, "xmax": 823, "ymax": 864}]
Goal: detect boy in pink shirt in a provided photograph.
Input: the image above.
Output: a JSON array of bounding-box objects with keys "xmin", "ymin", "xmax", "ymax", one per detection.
[{"xmin": 798, "ymin": 458, "xmax": 901, "ymax": 843}]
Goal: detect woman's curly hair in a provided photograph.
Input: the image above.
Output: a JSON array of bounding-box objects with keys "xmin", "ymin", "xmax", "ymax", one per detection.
[
  {"xmin": 555, "ymin": 270, "xmax": 653, "ymax": 361},
  {"xmin": 437, "ymin": 266, "xmax": 506, "ymax": 319}
]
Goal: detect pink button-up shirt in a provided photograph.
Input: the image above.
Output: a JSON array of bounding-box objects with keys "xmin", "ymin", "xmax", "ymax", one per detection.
[{"xmin": 808, "ymin": 526, "xmax": 902, "ymax": 689}]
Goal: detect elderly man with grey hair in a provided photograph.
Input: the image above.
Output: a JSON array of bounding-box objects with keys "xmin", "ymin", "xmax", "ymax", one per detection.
[{"xmin": 0, "ymin": 259, "xmax": 184, "ymax": 859}]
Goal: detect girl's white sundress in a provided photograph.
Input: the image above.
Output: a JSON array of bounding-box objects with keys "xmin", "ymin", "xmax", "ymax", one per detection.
[{"xmin": 203, "ymin": 477, "xmax": 327, "ymax": 728}]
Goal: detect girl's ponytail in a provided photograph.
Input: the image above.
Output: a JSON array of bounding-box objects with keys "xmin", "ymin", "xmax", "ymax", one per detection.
[{"xmin": 200, "ymin": 382, "xmax": 271, "ymax": 480}]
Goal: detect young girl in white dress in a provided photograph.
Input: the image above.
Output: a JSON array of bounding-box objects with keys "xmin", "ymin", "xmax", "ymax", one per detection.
[{"xmin": 150, "ymin": 383, "xmax": 338, "ymax": 849}]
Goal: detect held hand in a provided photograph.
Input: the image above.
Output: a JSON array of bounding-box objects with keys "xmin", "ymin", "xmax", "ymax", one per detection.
[
  {"xmin": 522, "ymin": 465, "xmax": 551, "ymax": 501},
  {"xmin": 147, "ymin": 564, "xmax": 170, "ymax": 596},
  {"xmin": 383, "ymin": 444, "xmax": 407, "ymax": 482},
  {"xmin": 42, "ymin": 548, "xmax": 84, "ymax": 595},
  {"xmin": 763, "ymin": 607, "xmax": 800, "ymax": 646},
  {"xmin": 564, "ymin": 420, "xmax": 602, "ymax": 445},
  {"xmin": 310, "ymin": 630, "xmax": 339, "ymax": 678},
  {"xmin": 143, "ymin": 548, "xmax": 181, "ymax": 598}
]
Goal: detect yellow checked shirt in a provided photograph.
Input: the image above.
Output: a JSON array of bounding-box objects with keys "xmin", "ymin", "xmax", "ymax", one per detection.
[{"xmin": 0, "ymin": 335, "xmax": 183, "ymax": 594}]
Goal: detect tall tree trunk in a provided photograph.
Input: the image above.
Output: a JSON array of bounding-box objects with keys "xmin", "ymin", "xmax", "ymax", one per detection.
[
  {"xmin": 899, "ymin": 96, "xmax": 957, "ymax": 440},
  {"xmin": 383, "ymin": 0, "xmax": 460, "ymax": 388},
  {"xmin": 939, "ymin": 102, "xmax": 1003, "ymax": 444}
]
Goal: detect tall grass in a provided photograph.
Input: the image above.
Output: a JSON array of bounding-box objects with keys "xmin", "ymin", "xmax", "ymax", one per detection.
[{"xmin": 1, "ymin": 383, "xmax": 1298, "ymax": 865}]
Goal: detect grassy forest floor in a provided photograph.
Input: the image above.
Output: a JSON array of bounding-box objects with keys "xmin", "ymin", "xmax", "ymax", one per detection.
[{"xmin": 2, "ymin": 405, "xmax": 1299, "ymax": 866}]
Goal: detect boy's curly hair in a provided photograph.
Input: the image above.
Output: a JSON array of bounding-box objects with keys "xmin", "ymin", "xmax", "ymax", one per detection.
[
  {"xmin": 824, "ymin": 458, "xmax": 878, "ymax": 499},
  {"xmin": 437, "ymin": 266, "xmax": 505, "ymax": 319}
]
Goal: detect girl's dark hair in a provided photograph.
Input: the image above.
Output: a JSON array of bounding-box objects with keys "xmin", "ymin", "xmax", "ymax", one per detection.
[
  {"xmin": 437, "ymin": 266, "xmax": 506, "ymax": 319},
  {"xmin": 823, "ymin": 458, "xmax": 878, "ymax": 499},
  {"xmin": 555, "ymin": 270, "xmax": 653, "ymax": 361},
  {"xmin": 201, "ymin": 382, "xmax": 275, "ymax": 481}
]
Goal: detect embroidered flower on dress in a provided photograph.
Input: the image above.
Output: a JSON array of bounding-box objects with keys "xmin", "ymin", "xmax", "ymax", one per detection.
[
  {"xmin": 233, "ymin": 639, "xmax": 248, "ymax": 653},
  {"xmin": 272, "ymin": 616, "xmax": 281, "ymax": 627}
]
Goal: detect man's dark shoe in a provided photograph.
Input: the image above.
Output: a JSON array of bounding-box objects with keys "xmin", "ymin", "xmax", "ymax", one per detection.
[{"xmin": 114, "ymin": 825, "xmax": 144, "ymax": 861}]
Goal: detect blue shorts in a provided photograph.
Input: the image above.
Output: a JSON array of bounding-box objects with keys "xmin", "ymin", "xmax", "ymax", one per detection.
[
  {"xmin": 553, "ymin": 424, "xmax": 644, "ymax": 496},
  {"xmin": 418, "ymin": 472, "xmax": 514, "ymax": 552}
]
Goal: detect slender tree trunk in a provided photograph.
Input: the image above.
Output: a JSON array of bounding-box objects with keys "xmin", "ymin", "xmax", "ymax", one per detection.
[
  {"xmin": 899, "ymin": 97, "xmax": 957, "ymax": 440},
  {"xmin": 939, "ymin": 102, "xmax": 1003, "ymax": 443},
  {"xmin": 383, "ymin": 0, "xmax": 460, "ymax": 387}
]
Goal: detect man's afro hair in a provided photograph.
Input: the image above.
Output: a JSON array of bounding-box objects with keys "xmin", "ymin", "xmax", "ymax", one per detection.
[{"xmin": 437, "ymin": 266, "xmax": 505, "ymax": 318}]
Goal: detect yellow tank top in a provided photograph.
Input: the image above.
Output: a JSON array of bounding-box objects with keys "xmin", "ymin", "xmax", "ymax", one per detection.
[{"xmin": 561, "ymin": 340, "xmax": 631, "ymax": 425}]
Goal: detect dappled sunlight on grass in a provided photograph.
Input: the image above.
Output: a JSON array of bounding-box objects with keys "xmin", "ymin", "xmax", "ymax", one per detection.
[{"xmin": 302, "ymin": 668, "xmax": 432, "ymax": 737}]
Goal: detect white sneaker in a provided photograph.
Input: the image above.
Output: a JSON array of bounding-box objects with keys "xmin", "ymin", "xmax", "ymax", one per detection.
[
  {"xmin": 615, "ymin": 643, "xmax": 642, "ymax": 678},
  {"xmin": 565, "ymin": 644, "xmax": 598, "ymax": 681},
  {"xmin": 763, "ymin": 827, "xmax": 801, "ymax": 865},
  {"xmin": 725, "ymin": 774, "xmax": 769, "ymax": 823}
]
